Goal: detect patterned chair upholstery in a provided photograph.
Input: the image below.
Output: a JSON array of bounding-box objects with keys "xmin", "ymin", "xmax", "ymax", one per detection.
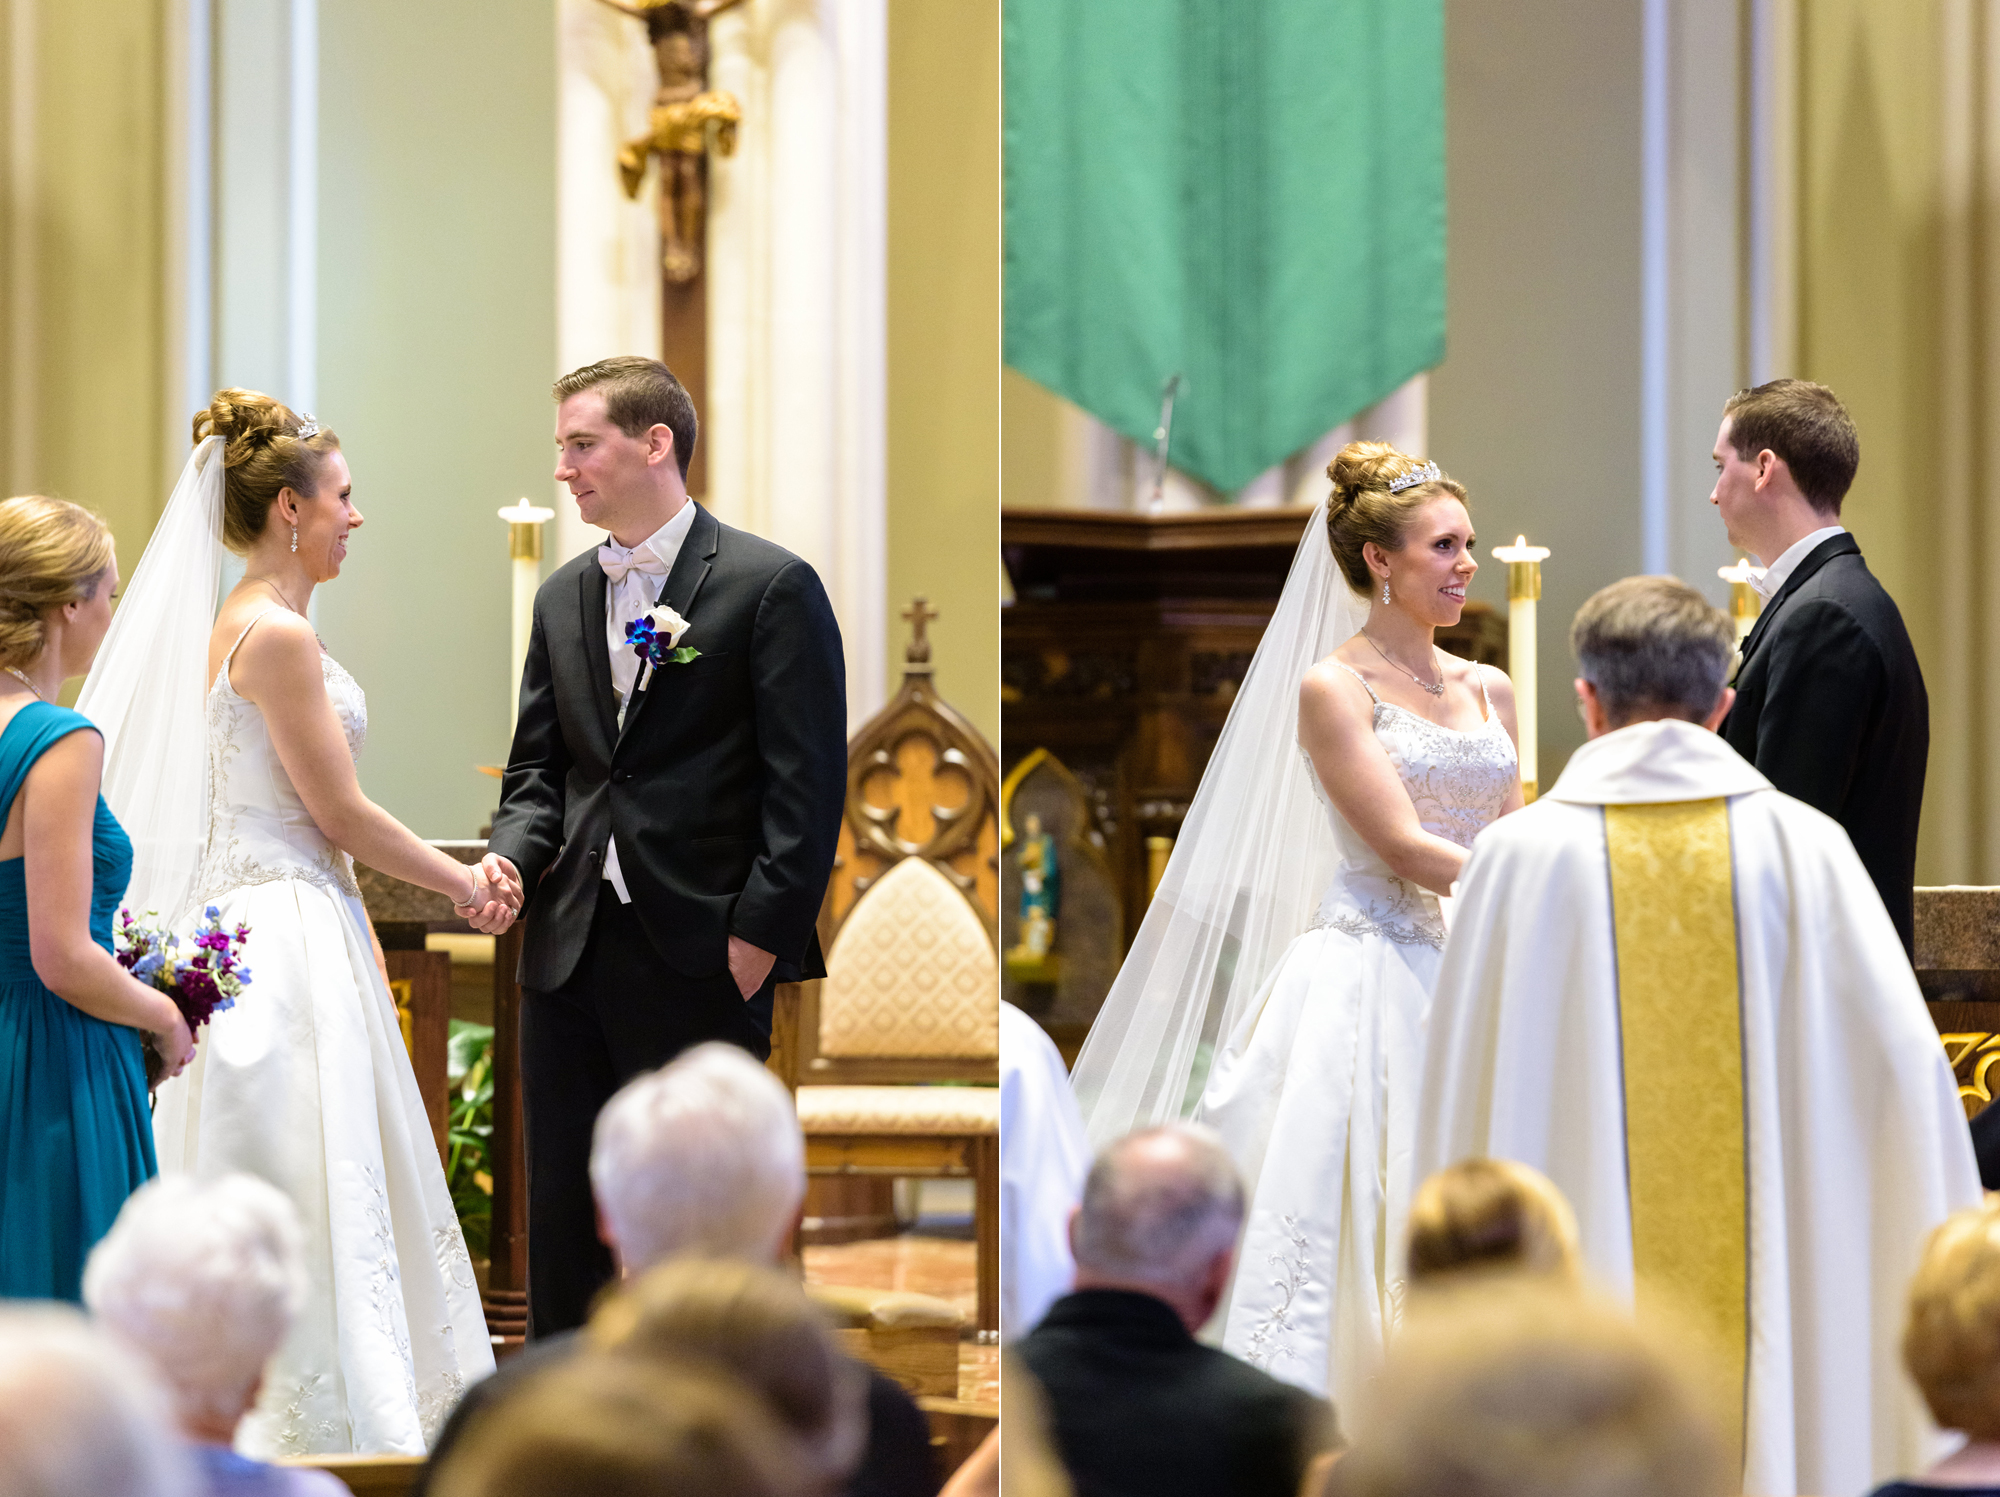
[{"xmin": 770, "ymin": 600, "xmax": 1000, "ymax": 1330}]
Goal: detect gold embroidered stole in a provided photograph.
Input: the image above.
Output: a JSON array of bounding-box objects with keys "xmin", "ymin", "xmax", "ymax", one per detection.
[{"xmin": 1604, "ymin": 798, "xmax": 1747, "ymax": 1401}]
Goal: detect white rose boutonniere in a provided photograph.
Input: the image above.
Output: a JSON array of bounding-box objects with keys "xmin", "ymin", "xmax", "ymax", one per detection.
[{"xmin": 624, "ymin": 605, "xmax": 701, "ymax": 691}]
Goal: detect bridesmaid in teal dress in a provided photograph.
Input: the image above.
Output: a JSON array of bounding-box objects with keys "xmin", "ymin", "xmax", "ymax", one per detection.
[{"xmin": 0, "ymin": 496, "xmax": 194, "ymax": 1301}]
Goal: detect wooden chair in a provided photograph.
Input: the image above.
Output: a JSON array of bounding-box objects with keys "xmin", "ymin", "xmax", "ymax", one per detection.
[
  {"xmin": 282, "ymin": 1455, "xmax": 425, "ymax": 1496},
  {"xmin": 771, "ymin": 599, "xmax": 1001, "ymax": 1331}
]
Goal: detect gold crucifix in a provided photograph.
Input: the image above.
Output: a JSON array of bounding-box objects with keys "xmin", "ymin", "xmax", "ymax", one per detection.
[
  {"xmin": 903, "ymin": 597, "xmax": 940, "ymax": 666},
  {"xmin": 594, "ymin": 0, "xmax": 749, "ymax": 284}
]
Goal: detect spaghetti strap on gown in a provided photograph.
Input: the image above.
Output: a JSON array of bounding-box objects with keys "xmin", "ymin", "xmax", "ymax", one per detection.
[{"xmin": 0, "ymin": 703, "xmax": 154, "ymax": 1301}]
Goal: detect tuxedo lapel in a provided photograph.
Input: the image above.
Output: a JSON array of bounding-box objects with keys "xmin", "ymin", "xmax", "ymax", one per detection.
[
  {"xmin": 1737, "ymin": 532, "xmax": 1861, "ymax": 669},
  {"xmin": 617, "ymin": 504, "xmax": 719, "ymax": 750},
  {"xmin": 578, "ymin": 561, "xmax": 618, "ymax": 750}
]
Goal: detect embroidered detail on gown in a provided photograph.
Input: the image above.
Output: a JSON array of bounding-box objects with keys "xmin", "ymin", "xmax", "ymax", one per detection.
[
  {"xmin": 152, "ymin": 618, "xmax": 492, "ymax": 1455},
  {"xmin": 1199, "ymin": 663, "xmax": 1515, "ymax": 1407}
]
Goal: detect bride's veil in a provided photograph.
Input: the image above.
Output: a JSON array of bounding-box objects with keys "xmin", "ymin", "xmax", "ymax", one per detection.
[
  {"xmin": 75, "ymin": 436, "xmax": 226, "ymax": 924},
  {"xmin": 1068, "ymin": 500, "xmax": 1371, "ymax": 1148}
]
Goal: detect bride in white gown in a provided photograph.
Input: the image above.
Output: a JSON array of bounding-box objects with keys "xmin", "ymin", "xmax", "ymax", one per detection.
[
  {"xmin": 1068, "ymin": 441, "xmax": 1520, "ymax": 1412},
  {"xmin": 77, "ymin": 391, "xmax": 504, "ymax": 1455}
]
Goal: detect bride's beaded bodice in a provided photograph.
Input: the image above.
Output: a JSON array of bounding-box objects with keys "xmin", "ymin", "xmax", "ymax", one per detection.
[
  {"xmin": 191, "ymin": 620, "xmax": 368, "ymax": 908},
  {"xmin": 1307, "ymin": 663, "xmax": 1517, "ymax": 949}
]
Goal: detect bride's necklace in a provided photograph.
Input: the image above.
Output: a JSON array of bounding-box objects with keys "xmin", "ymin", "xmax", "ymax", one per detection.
[
  {"xmin": 3, "ymin": 666, "xmax": 43, "ymax": 701},
  {"xmin": 246, "ymin": 576, "xmax": 309, "ymax": 619},
  {"xmin": 1363, "ymin": 630, "xmax": 1446, "ymax": 698}
]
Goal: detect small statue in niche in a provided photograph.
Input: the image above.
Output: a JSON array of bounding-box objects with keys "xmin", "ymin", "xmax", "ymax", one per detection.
[
  {"xmin": 594, "ymin": 0, "xmax": 747, "ymax": 283},
  {"xmin": 1008, "ymin": 812, "xmax": 1062, "ymax": 981}
]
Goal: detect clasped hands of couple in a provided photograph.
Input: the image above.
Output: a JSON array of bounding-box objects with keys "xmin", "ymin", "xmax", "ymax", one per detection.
[{"xmin": 447, "ymin": 853, "xmax": 777, "ymax": 1001}]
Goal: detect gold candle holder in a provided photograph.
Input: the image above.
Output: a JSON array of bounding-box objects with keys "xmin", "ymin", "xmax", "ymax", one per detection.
[
  {"xmin": 1491, "ymin": 535, "xmax": 1550, "ymax": 803},
  {"xmin": 498, "ymin": 501, "xmax": 555, "ymax": 728},
  {"xmin": 1717, "ymin": 559, "xmax": 1765, "ymax": 642}
]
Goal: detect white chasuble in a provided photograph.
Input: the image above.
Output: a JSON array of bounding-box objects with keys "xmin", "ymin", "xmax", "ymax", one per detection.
[{"xmin": 1416, "ymin": 719, "xmax": 1979, "ymax": 1497}]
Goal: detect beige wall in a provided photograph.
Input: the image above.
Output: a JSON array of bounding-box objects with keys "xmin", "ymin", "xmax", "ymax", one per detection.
[
  {"xmin": 886, "ymin": 0, "xmax": 999, "ymax": 749},
  {"xmin": 1428, "ymin": 0, "xmax": 1646, "ymax": 787},
  {"xmin": 313, "ymin": 0, "xmax": 558, "ymax": 838},
  {"xmin": 0, "ymin": 0, "xmax": 173, "ymax": 561}
]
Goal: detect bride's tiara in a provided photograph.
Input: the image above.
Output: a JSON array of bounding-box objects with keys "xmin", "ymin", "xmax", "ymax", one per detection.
[
  {"xmin": 1387, "ymin": 460, "xmax": 1440, "ymax": 493},
  {"xmin": 294, "ymin": 417, "xmax": 322, "ymax": 440}
]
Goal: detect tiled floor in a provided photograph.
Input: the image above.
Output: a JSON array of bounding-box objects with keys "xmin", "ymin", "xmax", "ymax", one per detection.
[{"xmin": 804, "ymin": 1232, "xmax": 997, "ymax": 1405}]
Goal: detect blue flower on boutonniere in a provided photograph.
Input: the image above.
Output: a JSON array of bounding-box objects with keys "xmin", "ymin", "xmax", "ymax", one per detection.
[{"xmin": 625, "ymin": 604, "xmax": 700, "ymax": 691}]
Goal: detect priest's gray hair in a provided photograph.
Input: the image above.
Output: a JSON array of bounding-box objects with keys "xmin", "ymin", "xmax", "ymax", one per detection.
[
  {"xmin": 1074, "ymin": 1123, "xmax": 1246, "ymax": 1285},
  {"xmin": 0, "ymin": 1304, "xmax": 196, "ymax": 1497},
  {"xmin": 82, "ymin": 1174, "xmax": 306, "ymax": 1433},
  {"xmin": 592, "ymin": 1042, "xmax": 806, "ymax": 1270},
  {"xmin": 1571, "ymin": 576, "xmax": 1736, "ymax": 726}
]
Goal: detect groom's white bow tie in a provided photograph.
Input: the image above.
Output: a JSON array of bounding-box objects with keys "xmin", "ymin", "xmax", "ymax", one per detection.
[{"xmin": 598, "ymin": 545, "xmax": 669, "ymax": 584}]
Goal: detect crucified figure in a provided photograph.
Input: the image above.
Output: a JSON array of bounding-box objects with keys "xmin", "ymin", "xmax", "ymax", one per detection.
[{"xmin": 594, "ymin": 0, "xmax": 748, "ymax": 284}]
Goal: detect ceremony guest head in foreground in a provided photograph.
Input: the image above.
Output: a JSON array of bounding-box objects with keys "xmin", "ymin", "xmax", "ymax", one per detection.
[
  {"xmin": 1884, "ymin": 1195, "xmax": 2000, "ymax": 1495},
  {"xmin": 1327, "ymin": 1282, "xmax": 1731, "ymax": 1497},
  {"xmin": 1014, "ymin": 1124, "xmax": 1336, "ymax": 1497},
  {"xmin": 431, "ymin": 1357, "xmax": 805, "ymax": 1497},
  {"xmin": 591, "ymin": 1040, "xmax": 806, "ymax": 1271},
  {"xmin": 0, "ymin": 1304, "xmax": 194, "ymax": 1497},
  {"xmin": 1414, "ymin": 573, "xmax": 1980, "ymax": 1496},
  {"xmin": 83, "ymin": 1174, "xmax": 346, "ymax": 1497},
  {"xmin": 424, "ymin": 1043, "xmax": 937, "ymax": 1497},
  {"xmin": 587, "ymin": 1258, "xmax": 867, "ymax": 1496},
  {"xmin": 0, "ymin": 494, "xmax": 197, "ymax": 1304},
  {"xmin": 1404, "ymin": 1158, "xmax": 1582, "ymax": 1289},
  {"xmin": 1707, "ymin": 377, "xmax": 1929, "ymax": 956}
]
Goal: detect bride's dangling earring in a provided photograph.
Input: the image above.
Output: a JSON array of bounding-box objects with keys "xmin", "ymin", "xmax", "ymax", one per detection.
[
  {"xmin": 290, "ymin": 525, "xmax": 299, "ymax": 554},
  {"xmin": 1382, "ymin": 578, "xmax": 1392, "ymax": 606}
]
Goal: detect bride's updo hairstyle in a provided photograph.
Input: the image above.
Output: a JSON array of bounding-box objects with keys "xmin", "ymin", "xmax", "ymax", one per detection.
[
  {"xmin": 0, "ymin": 495, "xmax": 114, "ymax": 670},
  {"xmin": 192, "ymin": 388, "xmax": 341, "ymax": 554},
  {"xmin": 1324, "ymin": 439, "xmax": 1469, "ymax": 596}
]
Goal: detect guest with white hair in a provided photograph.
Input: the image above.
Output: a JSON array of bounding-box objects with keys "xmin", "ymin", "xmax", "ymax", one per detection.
[
  {"xmin": 1015, "ymin": 1123, "xmax": 1337, "ymax": 1497},
  {"xmin": 82, "ymin": 1173, "xmax": 347, "ymax": 1496},
  {"xmin": 423, "ymin": 1042, "xmax": 936, "ymax": 1497},
  {"xmin": 0, "ymin": 1302, "xmax": 195, "ymax": 1497}
]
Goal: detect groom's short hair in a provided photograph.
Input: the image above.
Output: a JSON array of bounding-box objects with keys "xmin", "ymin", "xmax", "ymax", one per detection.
[
  {"xmin": 1571, "ymin": 577, "xmax": 1736, "ymax": 728},
  {"xmin": 1721, "ymin": 379, "xmax": 1859, "ymax": 514},
  {"xmin": 554, "ymin": 357, "xmax": 698, "ymax": 481}
]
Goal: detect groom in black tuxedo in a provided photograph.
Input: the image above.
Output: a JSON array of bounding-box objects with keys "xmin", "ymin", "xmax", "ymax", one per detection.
[
  {"xmin": 487, "ymin": 356, "xmax": 847, "ymax": 1337},
  {"xmin": 1711, "ymin": 379, "xmax": 1928, "ymax": 956}
]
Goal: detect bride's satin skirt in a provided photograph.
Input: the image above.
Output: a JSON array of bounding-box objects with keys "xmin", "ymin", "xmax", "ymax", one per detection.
[
  {"xmin": 152, "ymin": 877, "xmax": 494, "ymax": 1456},
  {"xmin": 1198, "ymin": 922, "xmax": 1438, "ymax": 1410}
]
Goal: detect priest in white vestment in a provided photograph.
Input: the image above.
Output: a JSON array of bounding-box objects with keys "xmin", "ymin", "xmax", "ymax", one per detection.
[
  {"xmin": 1416, "ymin": 575, "xmax": 1979, "ymax": 1497},
  {"xmin": 1000, "ymin": 1001, "xmax": 1091, "ymax": 1338}
]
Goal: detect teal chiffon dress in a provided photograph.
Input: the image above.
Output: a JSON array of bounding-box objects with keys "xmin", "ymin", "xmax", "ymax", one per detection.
[{"xmin": 0, "ymin": 703, "xmax": 155, "ymax": 1300}]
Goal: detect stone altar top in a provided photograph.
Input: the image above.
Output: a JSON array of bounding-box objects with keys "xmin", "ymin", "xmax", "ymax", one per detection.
[{"xmin": 1915, "ymin": 886, "xmax": 2000, "ymax": 972}]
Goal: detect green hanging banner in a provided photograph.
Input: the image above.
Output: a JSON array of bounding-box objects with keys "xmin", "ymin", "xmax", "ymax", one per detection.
[{"xmin": 1004, "ymin": 0, "xmax": 1446, "ymax": 495}]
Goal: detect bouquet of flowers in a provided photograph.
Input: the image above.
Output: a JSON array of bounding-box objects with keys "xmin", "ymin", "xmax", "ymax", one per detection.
[{"xmin": 117, "ymin": 905, "xmax": 253, "ymax": 1089}]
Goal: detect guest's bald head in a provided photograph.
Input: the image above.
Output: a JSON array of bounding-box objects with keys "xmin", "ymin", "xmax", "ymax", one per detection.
[{"xmin": 1073, "ymin": 1125, "xmax": 1244, "ymax": 1295}]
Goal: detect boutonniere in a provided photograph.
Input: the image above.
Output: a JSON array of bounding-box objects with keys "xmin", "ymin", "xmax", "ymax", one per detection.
[{"xmin": 625, "ymin": 604, "xmax": 700, "ymax": 691}]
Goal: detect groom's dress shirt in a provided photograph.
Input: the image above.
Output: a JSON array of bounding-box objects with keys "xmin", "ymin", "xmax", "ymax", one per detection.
[
  {"xmin": 1747, "ymin": 523, "xmax": 1845, "ymax": 600},
  {"xmin": 596, "ymin": 500, "xmax": 697, "ymax": 903}
]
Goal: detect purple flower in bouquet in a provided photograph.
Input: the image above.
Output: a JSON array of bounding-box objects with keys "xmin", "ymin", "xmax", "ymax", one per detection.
[{"xmin": 118, "ymin": 905, "xmax": 253, "ymax": 1089}]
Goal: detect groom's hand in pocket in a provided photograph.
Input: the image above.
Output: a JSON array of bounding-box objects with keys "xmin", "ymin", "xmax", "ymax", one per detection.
[{"xmin": 727, "ymin": 935, "xmax": 776, "ymax": 1001}]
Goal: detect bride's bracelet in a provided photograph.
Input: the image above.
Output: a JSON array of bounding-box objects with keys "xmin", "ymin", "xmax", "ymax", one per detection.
[{"xmin": 458, "ymin": 872, "xmax": 482, "ymax": 909}]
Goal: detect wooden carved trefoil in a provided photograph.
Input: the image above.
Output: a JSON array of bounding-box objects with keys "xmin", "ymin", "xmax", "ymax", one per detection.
[
  {"xmin": 1942, "ymin": 1031, "xmax": 2000, "ymax": 1118},
  {"xmin": 824, "ymin": 599, "xmax": 999, "ymax": 939},
  {"xmin": 596, "ymin": 0, "xmax": 746, "ymax": 283}
]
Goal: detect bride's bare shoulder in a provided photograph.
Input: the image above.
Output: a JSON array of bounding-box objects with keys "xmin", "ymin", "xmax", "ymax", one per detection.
[
  {"xmin": 1301, "ymin": 640, "xmax": 1378, "ymax": 718},
  {"xmin": 208, "ymin": 596, "xmax": 316, "ymax": 689}
]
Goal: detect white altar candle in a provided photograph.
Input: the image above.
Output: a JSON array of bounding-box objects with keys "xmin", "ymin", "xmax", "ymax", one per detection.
[
  {"xmin": 498, "ymin": 501, "xmax": 555, "ymax": 729},
  {"xmin": 1717, "ymin": 559, "xmax": 1766, "ymax": 642},
  {"xmin": 1491, "ymin": 536, "xmax": 1550, "ymax": 802}
]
